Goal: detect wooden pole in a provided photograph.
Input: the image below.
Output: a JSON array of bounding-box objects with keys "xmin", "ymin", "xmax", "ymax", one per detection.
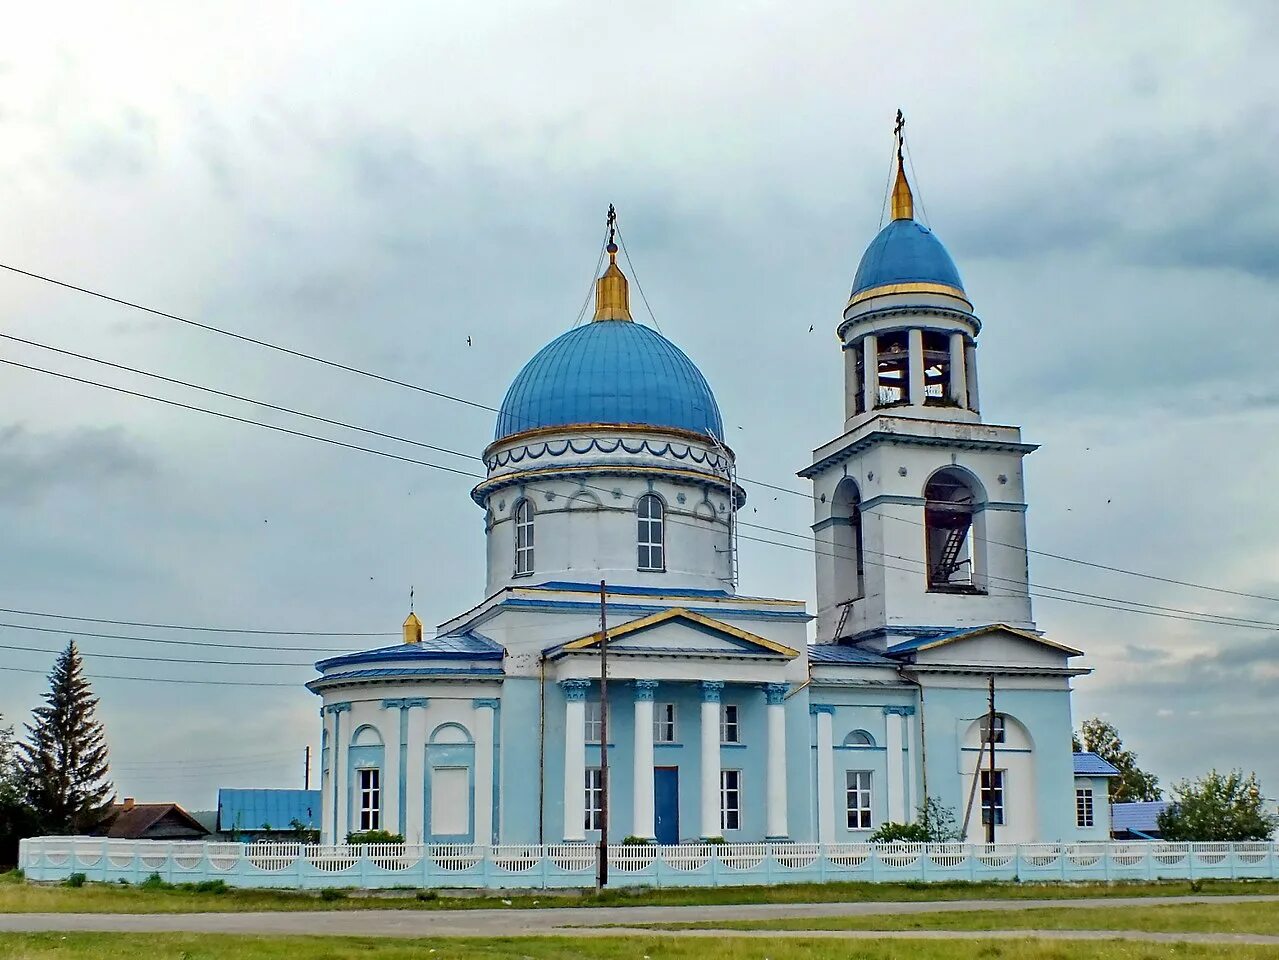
[
  {"xmin": 597, "ymin": 580, "xmax": 610, "ymax": 889},
  {"xmin": 304, "ymin": 745, "xmax": 311, "ymax": 790},
  {"xmin": 986, "ymin": 675, "xmax": 997, "ymax": 845}
]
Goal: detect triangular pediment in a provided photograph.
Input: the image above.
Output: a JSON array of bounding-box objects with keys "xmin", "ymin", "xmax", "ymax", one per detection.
[
  {"xmin": 561, "ymin": 607, "xmax": 799, "ymax": 658},
  {"xmin": 889, "ymin": 623, "xmax": 1083, "ymax": 669}
]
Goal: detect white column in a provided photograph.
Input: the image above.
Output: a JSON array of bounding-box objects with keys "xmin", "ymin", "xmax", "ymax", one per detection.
[
  {"xmin": 862, "ymin": 334, "xmax": 878, "ymax": 414},
  {"xmin": 908, "ymin": 328, "xmax": 925, "ymax": 406},
  {"xmin": 700, "ymin": 681, "xmax": 724, "ymax": 839},
  {"xmin": 404, "ymin": 702, "xmax": 428, "ymax": 844},
  {"xmin": 905, "ymin": 709, "xmax": 919, "ymax": 820},
  {"xmin": 380, "ymin": 702, "xmax": 402, "ymax": 838},
  {"xmin": 561, "ymin": 680, "xmax": 588, "ymax": 842},
  {"xmin": 632, "ymin": 681, "xmax": 657, "ymax": 841},
  {"xmin": 764, "ymin": 684, "xmax": 789, "ymax": 840},
  {"xmin": 948, "ymin": 332, "xmax": 968, "ymax": 407},
  {"xmin": 814, "ymin": 706, "xmax": 835, "ymax": 844},
  {"xmin": 965, "ymin": 341, "xmax": 980, "ymax": 413},
  {"xmin": 322, "ymin": 707, "xmax": 337, "ymax": 843},
  {"xmin": 473, "ymin": 699, "xmax": 498, "ymax": 845},
  {"xmin": 332, "ymin": 703, "xmax": 351, "ymax": 842},
  {"xmin": 885, "ymin": 709, "xmax": 905, "ymax": 823}
]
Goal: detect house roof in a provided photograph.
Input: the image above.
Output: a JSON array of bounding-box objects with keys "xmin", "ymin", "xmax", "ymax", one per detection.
[
  {"xmin": 105, "ymin": 803, "xmax": 209, "ymax": 839},
  {"xmin": 1111, "ymin": 801, "xmax": 1172, "ymax": 834},
  {"xmin": 217, "ymin": 789, "xmax": 322, "ymax": 833},
  {"xmin": 807, "ymin": 644, "xmax": 898, "ymax": 665},
  {"xmin": 1073, "ymin": 752, "xmax": 1122, "ymax": 777},
  {"xmin": 886, "ymin": 623, "xmax": 1084, "ymax": 658},
  {"xmin": 557, "ymin": 607, "xmax": 799, "ymax": 658},
  {"xmin": 315, "ymin": 631, "xmax": 504, "ymax": 671}
]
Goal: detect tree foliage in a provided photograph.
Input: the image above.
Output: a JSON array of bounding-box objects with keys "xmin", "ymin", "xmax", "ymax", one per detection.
[
  {"xmin": 20, "ymin": 642, "xmax": 115, "ymax": 835},
  {"xmin": 1156, "ymin": 770, "xmax": 1277, "ymax": 842},
  {"xmin": 0, "ymin": 715, "xmax": 39, "ymax": 867},
  {"xmin": 869, "ymin": 798, "xmax": 963, "ymax": 843},
  {"xmin": 1074, "ymin": 717, "xmax": 1162, "ymax": 803}
]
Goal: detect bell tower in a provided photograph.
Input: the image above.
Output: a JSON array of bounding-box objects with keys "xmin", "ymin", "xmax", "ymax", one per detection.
[{"xmin": 801, "ymin": 115, "xmax": 1038, "ymax": 648}]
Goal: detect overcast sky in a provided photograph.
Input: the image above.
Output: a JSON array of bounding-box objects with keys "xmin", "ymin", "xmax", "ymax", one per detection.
[{"xmin": 1, "ymin": 2, "xmax": 1276, "ymax": 812}]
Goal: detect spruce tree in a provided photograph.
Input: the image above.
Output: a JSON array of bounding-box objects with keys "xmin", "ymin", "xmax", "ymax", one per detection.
[{"xmin": 21, "ymin": 641, "xmax": 114, "ymax": 834}]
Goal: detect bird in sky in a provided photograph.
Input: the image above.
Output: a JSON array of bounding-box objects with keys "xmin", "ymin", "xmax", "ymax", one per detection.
[{"xmin": 467, "ymin": 336, "xmax": 473, "ymax": 347}]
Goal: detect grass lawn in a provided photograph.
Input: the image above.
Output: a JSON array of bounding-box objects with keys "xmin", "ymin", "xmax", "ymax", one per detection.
[
  {"xmin": 637, "ymin": 900, "xmax": 1279, "ymax": 935},
  {"xmin": 5, "ymin": 870, "xmax": 1279, "ymax": 914},
  {"xmin": 1, "ymin": 934, "xmax": 1279, "ymax": 960}
]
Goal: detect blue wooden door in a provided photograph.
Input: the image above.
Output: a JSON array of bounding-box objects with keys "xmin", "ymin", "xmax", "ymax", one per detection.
[{"xmin": 654, "ymin": 766, "xmax": 679, "ymax": 844}]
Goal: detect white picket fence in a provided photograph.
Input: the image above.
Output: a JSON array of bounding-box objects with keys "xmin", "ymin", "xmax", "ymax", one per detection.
[{"xmin": 19, "ymin": 837, "xmax": 1279, "ymax": 889}]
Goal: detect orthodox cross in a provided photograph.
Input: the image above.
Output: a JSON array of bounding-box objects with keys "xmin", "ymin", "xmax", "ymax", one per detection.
[
  {"xmin": 895, "ymin": 109, "xmax": 906, "ymax": 162},
  {"xmin": 607, "ymin": 203, "xmax": 617, "ymax": 248}
]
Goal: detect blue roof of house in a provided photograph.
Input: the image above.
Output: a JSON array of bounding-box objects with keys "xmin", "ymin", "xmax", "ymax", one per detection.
[
  {"xmin": 1073, "ymin": 752, "xmax": 1122, "ymax": 777},
  {"xmin": 807, "ymin": 644, "xmax": 898, "ymax": 665},
  {"xmin": 315, "ymin": 632, "xmax": 504, "ymax": 671},
  {"xmin": 494, "ymin": 321, "xmax": 723, "ymax": 442},
  {"xmin": 217, "ymin": 789, "xmax": 321, "ymax": 833},
  {"xmin": 851, "ymin": 218, "xmax": 965, "ymax": 300},
  {"xmin": 1111, "ymin": 801, "xmax": 1171, "ymax": 833}
]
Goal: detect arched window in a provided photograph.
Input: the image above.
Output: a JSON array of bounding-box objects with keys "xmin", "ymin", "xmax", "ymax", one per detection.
[
  {"xmin": 924, "ymin": 469, "xmax": 979, "ymax": 592},
  {"xmin": 844, "ymin": 729, "xmax": 875, "ymax": 747},
  {"xmin": 514, "ymin": 499, "xmax": 534, "ymax": 576},
  {"xmin": 637, "ymin": 494, "xmax": 664, "ymax": 571}
]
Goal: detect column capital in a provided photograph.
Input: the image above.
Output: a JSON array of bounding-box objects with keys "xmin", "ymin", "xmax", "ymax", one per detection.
[
  {"xmin": 809, "ymin": 703, "xmax": 836, "ymax": 716},
  {"xmin": 883, "ymin": 705, "xmax": 916, "ymax": 717},
  {"xmin": 560, "ymin": 678, "xmax": 591, "ymax": 702},
  {"xmin": 699, "ymin": 680, "xmax": 724, "ymax": 703},
  {"xmin": 633, "ymin": 679, "xmax": 659, "ymax": 702},
  {"xmin": 324, "ymin": 701, "xmax": 352, "ymax": 715},
  {"xmin": 763, "ymin": 683, "xmax": 789, "ymax": 705},
  {"xmin": 381, "ymin": 697, "xmax": 428, "ymax": 710},
  {"xmin": 472, "ymin": 698, "xmax": 501, "ymax": 710}
]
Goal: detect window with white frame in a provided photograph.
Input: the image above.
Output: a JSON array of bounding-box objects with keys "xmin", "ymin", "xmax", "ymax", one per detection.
[
  {"xmin": 720, "ymin": 769, "xmax": 741, "ymax": 831},
  {"xmin": 1076, "ymin": 787, "xmax": 1095, "ymax": 828},
  {"xmin": 979, "ymin": 714, "xmax": 1007, "ymax": 744},
  {"xmin": 637, "ymin": 494, "xmax": 664, "ymax": 571},
  {"xmin": 358, "ymin": 768, "xmax": 381, "ymax": 831},
  {"xmin": 584, "ymin": 701, "xmax": 604, "ymax": 744},
  {"xmin": 980, "ymin": 770, "xmax": 1005, "ymax": 826},
  {"xmin": 720, "ymin": 704, "xmax": 740, "ymax": 744},
  {"xmin": 846, "ymin": 770, "xmax": 873, "ymax": 829},
  {"xmin": 653, "ymin": 702, "xmax": 677, "ymax": 743},
  {"xmin": 585, "ymin": 767, "xmax": 604, "ymax": 831},
  {"xmin": 514, "ymin": 499, "xmax": 535, "ymax": 576}
]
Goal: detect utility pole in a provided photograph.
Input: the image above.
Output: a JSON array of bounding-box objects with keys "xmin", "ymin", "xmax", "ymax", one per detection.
[
  {"xmin": 986, "ymin": 675, "xmax": 997, "ymax": 845},
  {"xmin": 597, "ymin": 580, "xmax": 610, "ymax": 889},
  {"xmin": 304, "ymin": 745, "xmax": 311, "ymax": 790}
]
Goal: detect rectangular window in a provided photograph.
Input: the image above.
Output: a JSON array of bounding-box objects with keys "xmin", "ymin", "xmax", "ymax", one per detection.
[
  {"xmin": 653, "ymin": 703, "xmax": 677, "ymax": 743},
  {"xmin": 846, "ymin": 770, "xmax": 873, "ymax": 830},
  {"xmin": 585, "ymin": 767, "xmax": 604, "ymax": 831},
  {"xmin": 980, "ymin": 770, "xmax": 1005, "ymax": 826},
  {"xmin": 979, "ymin": 714, "xmax": 1006, "ymax": 744},
  {"xmin": 358, "ymin": 768, "xmax": 381, "ymax": 831},
  {"xmin": 720, "ymin": 769, "xmax": 741, "ymax": 831},
  {"xmin": 514, "ymin": 502, "xmax": 534, "ymax": 576},
  {"xmin": 720, "ymin": 704, "xmax": 740, "ymax": 744},
  {"xmin": 584, "ymin": 701, "xmax": 604, "ymax": 744},
  {"xmin": 1076, "ymin": 787, "xmax": 1095, "ymax": 828},
  {"xmin": 637, "ymin": 495, "xmax": 665, "ymax": 571}
]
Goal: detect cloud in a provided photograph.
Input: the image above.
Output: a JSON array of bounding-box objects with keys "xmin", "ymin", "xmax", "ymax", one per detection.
[{"xmin": 0, "ymin": 425, "xmax": 154, "ymax": 504}]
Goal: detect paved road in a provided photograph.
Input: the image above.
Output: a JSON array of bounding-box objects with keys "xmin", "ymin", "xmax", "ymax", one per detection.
[{"xmin": 1, "ymin": 894, "xmax": 1278, "ymax": 944}]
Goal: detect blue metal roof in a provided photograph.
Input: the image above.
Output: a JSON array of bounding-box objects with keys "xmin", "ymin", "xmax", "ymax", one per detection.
[
  {"xmin": 1111, "ymin": 801, "xmax": 1171, "ymax": 833},
  {"xmin": 807, "ymin": 644, "xmax": 898, "ymax": 665},
  {"xmin": 1073, "ymin": 752, "xmax": 1122, "ymax": 777},
  {"xmin": 494, "ymin": 321, "xmax": 723, "ymax": 442},
  {"xmin": 315, "ymin": 666, "xmax": 505, "ymax": 683},
  {"xmin": 217, "ymin": 789, "xmax": 321, "ymax": 833},
  {"xmin": 851, "ymin": 218, "xmax": 965, "ymax": 299},
  {"xmin": 315, "ymin": 632, "xmax": 504, "ymax": 671}
]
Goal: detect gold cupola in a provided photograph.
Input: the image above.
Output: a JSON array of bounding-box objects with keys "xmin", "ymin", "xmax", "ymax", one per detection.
[
  {"xmin": 890, "ymin": 152, "xmax": 914, "ymax": 221},
  {"xmin": 402, "ymin": 611, "xmax": 423, "ymax": 644}
]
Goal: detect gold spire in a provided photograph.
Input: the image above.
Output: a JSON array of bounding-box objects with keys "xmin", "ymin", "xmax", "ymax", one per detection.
[
  {"xmin": 402, "ymin": 611, "xmax": 423, "ymax": 645},
  {"xmin": 890, "ymin": 109, "xmax": 914, "ymax": 221},
  {"xmin": 592, "ymin": 204, "xmax": 633, "ymax": 322}
]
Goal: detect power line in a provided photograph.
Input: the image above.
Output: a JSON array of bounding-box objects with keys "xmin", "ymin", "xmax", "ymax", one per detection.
[
  {"xmin": 0, "ymin": 620, "xmax": 362, "ymax": 652},
  {"xmin": 614, "ymin": 222, "xmax": 662, "ymax": 334},
  {"xmin": 0, "ymin": 641, "xmax": 316, "ymax": 668},
  {"xmin": 0, "ymin": 605, "xmax": 396, "ymax": 637},
  {"xmin": 6, "ymin": 259, "xmax": 1269, "ymax": 607},
  {"xmin": 4, "ymin": 664, "xmax": 296, "ymax": 687}
]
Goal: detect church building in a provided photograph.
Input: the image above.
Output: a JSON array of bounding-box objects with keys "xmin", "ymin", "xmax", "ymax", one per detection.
[{"xmin": 309, "ymin": 127, "xmax": 1111, "ymax": 848}]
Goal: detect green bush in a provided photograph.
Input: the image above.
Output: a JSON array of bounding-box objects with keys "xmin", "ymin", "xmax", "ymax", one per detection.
[
  {"xmin": 345, "ymin": 830, "xmax": 404, "ymax": 845},
  {"xmin": 192, "ymin": 879, "xmax": 228, "ymax": 894},
  {"xmin": 319, "ymin": 888, "xmax": 347, "ymax": 901},
  {"xmin": 703, "ymin": 836, "xmax": 727, "ymax": 845},
  {"xmin": 415, "ymin": 889, "xmax": 438, "ymax": 901},
  {"xmin": 621, "ymin": 835, "xmax": 652, "ymax": 845},
  {"xmin": 869, "ymin": 821, "xmax": 931, "ymax": 843},
  {"xmin": 64, "ymin": 872, "xmax": 86, "ymax": 888},
  {"xmin": 139, "ymin": 872, "xmax": 167, "ymax": 890}
]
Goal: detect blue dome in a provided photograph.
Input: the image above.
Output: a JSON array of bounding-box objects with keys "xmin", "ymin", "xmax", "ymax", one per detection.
[
  {"xmin": 850, "ymin": 219, "xmax": 965, "ymax": 300},
  {"xmin": 495, "ymin": 321, "xmax": 724, "ymax": 442}
]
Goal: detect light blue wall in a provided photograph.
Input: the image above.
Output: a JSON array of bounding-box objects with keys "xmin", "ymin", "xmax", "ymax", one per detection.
[
  {"xmin": 1075, "ymin": 776, "xmax": 1113, "ymax": 841},
  {"xmin": 346, "ymin": 742, "xmax": 385, "ymax": 839},
  {"xmin": 499, "ymin": 678, "xmax": 542, "ymax": 843}
]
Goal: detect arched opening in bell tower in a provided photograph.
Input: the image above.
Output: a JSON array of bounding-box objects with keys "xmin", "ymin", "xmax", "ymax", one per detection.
[
  {"xmin": 923, "ymin": 468, "xmax": 985, "ymax": 593},
  {"xmin": 831, "ymin": 478, "xmax": 866, "ymax": 614}
]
